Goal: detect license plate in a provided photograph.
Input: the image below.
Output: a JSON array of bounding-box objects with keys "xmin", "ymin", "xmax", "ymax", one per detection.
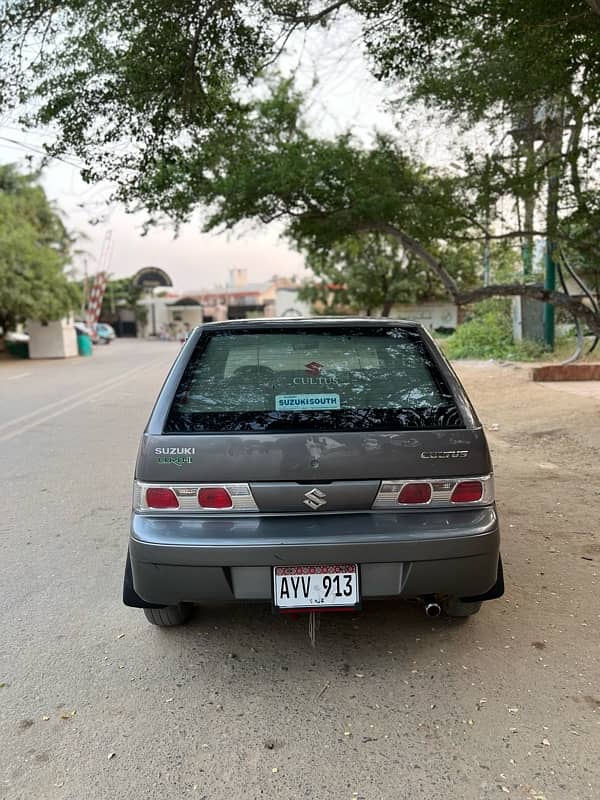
[{"xmin": 273, "ymin": 564, "xmax": 359, "ymax": 610}]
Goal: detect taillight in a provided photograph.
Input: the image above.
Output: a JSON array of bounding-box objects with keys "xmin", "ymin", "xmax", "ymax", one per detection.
[
  {"xmin": 134, "ymin": 481, "xmax": 257, "ymax": 512},
  {"xmin": 146, "ymin": 487, "xmax": 179, "ymax": 509},
  {"xmin": 371, "ymin": 475, "xmax": 493, "ymax": 509},
  {"xmin": 397, "ymin": 482, "xmax": 432, "ymax": 504},
  {"xmin": 450, "ymin": 480, "xmax": 483, "ymax": 503},
  {"xmin": 198, "ymin": 487, "xmax": 233, "ymax": 509}
]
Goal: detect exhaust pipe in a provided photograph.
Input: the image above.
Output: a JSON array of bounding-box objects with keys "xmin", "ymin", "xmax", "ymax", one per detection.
[{"xmin": 422, "ymin": 595, "xmax": 442, "ymax": 617}]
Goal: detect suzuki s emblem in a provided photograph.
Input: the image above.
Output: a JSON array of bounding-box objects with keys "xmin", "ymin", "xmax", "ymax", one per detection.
[{"xmin": 303, "ymin": 487, "xmax": 327, "ymax": 510}]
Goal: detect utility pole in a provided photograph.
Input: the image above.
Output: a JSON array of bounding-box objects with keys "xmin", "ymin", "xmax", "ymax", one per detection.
[
  {"xmin": 522, "ymin": 106, "xmax": 536, "ymax": 279},
  {"xmin": 509, "ymin": 104, "xmax": 542, "ymax": 343},
  {"xmin": 482, "ymin": 155, "xmax": 491, "ymax": 286},
  {"xmin": 483, "ymin": 228, "xmax": 491, "ymax": 287},
  {"xmin": 544, "ymin": 107, "xmax": 563, "ymax": 350},
  {"xmin": 81, "ymin": 258, "xmax": 89, "ymax": 318}
]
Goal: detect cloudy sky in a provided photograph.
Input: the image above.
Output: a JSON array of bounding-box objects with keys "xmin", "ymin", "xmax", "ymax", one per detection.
[{"xmin": 0, "ymin": 15, "xmax": 397, "ymax": 293}]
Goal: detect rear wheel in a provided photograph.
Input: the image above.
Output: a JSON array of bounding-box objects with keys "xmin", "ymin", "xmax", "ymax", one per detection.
[
  {"xmin": 442, "ymin": 597, "xmax": 482, "ymax": 618},
  {"xmin": 143, "ymin": 604, "xmax": 193, "ymax": 627}
]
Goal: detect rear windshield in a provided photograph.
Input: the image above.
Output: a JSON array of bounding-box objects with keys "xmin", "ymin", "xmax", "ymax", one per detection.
[{"xmin": 164, "ymin": 326, "xmax": 463, "ymax": 433}]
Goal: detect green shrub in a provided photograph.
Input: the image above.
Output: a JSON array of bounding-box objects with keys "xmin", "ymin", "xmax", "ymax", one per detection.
[{"xmin": 444, "ymin": 300, "xmax": 546, "ymax": 361}]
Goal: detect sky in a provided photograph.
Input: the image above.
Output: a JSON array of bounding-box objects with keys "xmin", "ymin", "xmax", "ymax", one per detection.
[{"xmin": 0, "ymin": 14, "xmax": 396, "ymax": 294}]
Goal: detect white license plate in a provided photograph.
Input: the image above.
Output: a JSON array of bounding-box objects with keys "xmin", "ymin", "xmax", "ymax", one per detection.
[{"xmin": 273, "ymin": 564, "xmax": 359, "ymax": 610}]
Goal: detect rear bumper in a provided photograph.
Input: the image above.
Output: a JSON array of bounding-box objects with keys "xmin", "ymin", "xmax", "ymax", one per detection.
[{"xmin": 128, "ymin": 507, "xmax": 500, "ymax": 605}]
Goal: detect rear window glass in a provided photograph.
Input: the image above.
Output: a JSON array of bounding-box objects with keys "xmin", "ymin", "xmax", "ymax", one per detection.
[{"xmin": 165, "ymin": 326, "xmax": 463, "ymax": 433}]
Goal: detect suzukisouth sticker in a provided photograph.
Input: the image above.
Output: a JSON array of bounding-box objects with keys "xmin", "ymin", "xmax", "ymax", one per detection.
[{"xmin": 275, "ymin": 393, "xmax": 340, "ymax": 411}]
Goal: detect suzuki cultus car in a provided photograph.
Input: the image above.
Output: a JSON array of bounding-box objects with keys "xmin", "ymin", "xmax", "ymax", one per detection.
[{"xmin": 123, "ymin": 318, "xmax": 503, "ymax": 626}]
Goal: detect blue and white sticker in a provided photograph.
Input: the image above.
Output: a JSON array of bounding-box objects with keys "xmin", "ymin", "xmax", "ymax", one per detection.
[{"xmin": 275, "ymin": 393, "xmax": 340, "ymax": 411}]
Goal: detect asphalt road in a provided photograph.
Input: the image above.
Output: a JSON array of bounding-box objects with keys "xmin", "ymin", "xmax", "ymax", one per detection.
[{"xmin": 1, "ymin": 341, "xmax": 598, "ymax": 800}]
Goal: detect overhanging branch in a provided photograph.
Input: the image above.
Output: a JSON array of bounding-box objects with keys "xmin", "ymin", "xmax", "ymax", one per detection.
[
  {"xmin": 359, "ymin": 221, "xmax": 600, "ymax": 336},
  {"xmin": 456, "ymin": 283, "xmax": 600, "ymax": 336},
  {"xmin": 270, "ymin": 0, "xmax": 354, "ymax": 25},
  {"xmin": 359, "ymin": 222, "xmax": 461, "ymax": 298}
]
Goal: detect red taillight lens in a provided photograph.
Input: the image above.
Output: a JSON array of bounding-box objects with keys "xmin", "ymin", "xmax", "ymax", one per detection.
[
  {"xmin": 146, "ymin": 487, "xmax": 179, "ymax": 509},
  {"xmin": 198, "ymin": 487, "xmax": 233, "ymax": 509},
  {"xmin": 450, "ymin": 480, "xmax": 483, "ymax": 503},
  {"xmin": 397, "ymin": 483, "xmax": 432, "ymax": 504}
]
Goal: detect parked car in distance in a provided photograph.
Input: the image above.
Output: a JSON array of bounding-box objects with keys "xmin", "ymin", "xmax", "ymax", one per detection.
[
  {"xmin": 94, "ymin": 322, "xmax": 116, "ymax": 343},
  {"xmin": 124, "ymin": 317, "xmax": 503, "ymax": 627}
]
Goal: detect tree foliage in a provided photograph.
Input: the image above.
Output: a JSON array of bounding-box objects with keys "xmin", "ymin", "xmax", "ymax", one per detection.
[
  {"xmin": 0, "ymin": 1, "xmax": 274, "ymax": 205},
  {"xmin": 0, "ymin": 165, "xmax": 79, "ymax": 333},
  {"xmin": 299, "ymin": 234, "xmax": 426, "ymax": 316},
  {"xmin": 188, "ymin": 83, "xmax": 600, "ymax": 334},
  {"xmin": 361, "ymin": 1, "xmax": 600, "ymax": 241},
  {"xmin": 1, "ymin": 1, "xmax": 600, "ymax": 335},
  {"xmin": 361, "ymin": 1, "xmax": 600, "ymax": 113},
  {"xmin": 299, "ymin": 234, "xmax": 480, "ymax": 317},
  {"xmin": 98, "ymin": 276, "xmax": 145, "ymax": 321}
]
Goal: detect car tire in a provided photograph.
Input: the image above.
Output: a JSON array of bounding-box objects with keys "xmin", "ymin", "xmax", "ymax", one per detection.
[
  {"xmin": 143, "ymin": 604, "xmax": 192, "ymax": 627},
  {"xmin": 442, "ymin": 597, "xmax": 482, "ymax": 617}
]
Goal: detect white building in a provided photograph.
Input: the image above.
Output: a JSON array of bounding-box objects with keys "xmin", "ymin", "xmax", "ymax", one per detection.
[
  {"xmin": 275, "ymin": 288, "xmax": 312, "ymax": 318},
  {"xmin": 390, "ymin": 301, "xmax": 458, "ymax": 331},
  {"xmin": 138, "ymin": 294, "xmax": 203, "ymax": 339}
]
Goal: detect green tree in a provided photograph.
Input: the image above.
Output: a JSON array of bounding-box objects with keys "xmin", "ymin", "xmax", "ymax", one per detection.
[
  {"xmin": 1, "ymin": 3, "xmax": 599, "ymax": 336},
  {"xmin": 299, "ymin": 233, "xmax": 479, "ymax": 316},
  {"xmin": 0, "ymin": 1, "xmax": 274, "ymax": 208},
  {"xmin": 300, "ymin": 234, "xmax": 423, "ymax": 317},
  {"xmin": 0, "ymin": 165, "xmax": 79, "ymax": 335},
  {"xmin": 274, "ymin": 2, "xmax": 600, "ymax": 328},
  {"xmin": 98, "ymin": 277, "xmax": 146, "ymax": 324},
  {"xmin": 358, "ymin": 0, "xmax": 600, "ymax": 255},
  {"xmin": 190, "ymin": 83, "xmax": 599, "ymax": 335}
]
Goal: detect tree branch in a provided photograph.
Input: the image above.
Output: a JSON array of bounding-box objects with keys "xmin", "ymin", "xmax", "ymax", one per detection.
[
  {"xmin": 454, "ymin": 228, "xmax": 550, "ymax": 242},
  {"xmin": 358, "ymin": 222, "xmax": 600, "ymax": 336},
  {"xmin": 360, "ymin": 222, "xmax": 461, "ymax": 297},
  {"xmin": 456, "ymin": 283, "xmax": 599, "ymax": 336},
  {"xmin": 270, "ymin": 0, "xmax": 353, "ymax": 25},
  {"xmin": 585, "ymin": 0, "xmax": 600, "ymax": 15}
]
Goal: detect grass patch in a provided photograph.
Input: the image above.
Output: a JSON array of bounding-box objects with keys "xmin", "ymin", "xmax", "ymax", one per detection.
[{"xmin": 443, "ymin": 300, "xmax": 546, "ymax": 361}]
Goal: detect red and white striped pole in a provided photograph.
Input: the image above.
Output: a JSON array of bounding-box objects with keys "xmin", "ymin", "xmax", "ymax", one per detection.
[{"xmin": 85, "ymin": 271, "xmax": 108, "ymax": 330}]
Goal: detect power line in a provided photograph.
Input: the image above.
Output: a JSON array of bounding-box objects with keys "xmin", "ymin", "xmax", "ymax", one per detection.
[{"xmin": 0, "ymin": 134, "xmax": 85, "ymax": 170}]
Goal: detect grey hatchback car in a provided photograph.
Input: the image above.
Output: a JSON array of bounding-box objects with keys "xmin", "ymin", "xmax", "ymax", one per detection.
[{"xmin": 123, "ymin": 318, "xmax": 503, "ymax": 626}]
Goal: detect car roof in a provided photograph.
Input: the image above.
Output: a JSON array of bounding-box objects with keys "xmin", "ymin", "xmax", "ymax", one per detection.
[{"xmin": 198, "ymin": 317, "xmax": 423, "ymax": 332}]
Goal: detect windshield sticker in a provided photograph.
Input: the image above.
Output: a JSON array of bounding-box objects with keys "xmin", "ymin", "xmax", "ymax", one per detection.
[{"xmin": 275, "ymin": 393, "xmax": 340, "ymax": 411}]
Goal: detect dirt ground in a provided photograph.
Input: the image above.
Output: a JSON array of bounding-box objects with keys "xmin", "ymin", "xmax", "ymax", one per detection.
[
  {"xmin": 448, "ymin": 361, "xmax": 600, "ymax": 797},
  {"xmin": 2, "ymin": 347, "xmax": 599, "ymax": 800},
  {"xmin": 455, "ymin": 360, "xmax": 600, "ymax": 560}
]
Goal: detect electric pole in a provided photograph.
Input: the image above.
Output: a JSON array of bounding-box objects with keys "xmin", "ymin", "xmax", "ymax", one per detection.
[{"xmin": 544, "ymin": 107, "xmax": 563, "ymax": 350}]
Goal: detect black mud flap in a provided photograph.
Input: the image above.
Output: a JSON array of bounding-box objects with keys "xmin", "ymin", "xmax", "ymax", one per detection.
[
  {"xmin": 460, "ymin": 556, "xmax": 504, "ymax": 603},
  {"xmin": 122, "ymin": 550, "xmax": 166, "ymax": 609}
]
